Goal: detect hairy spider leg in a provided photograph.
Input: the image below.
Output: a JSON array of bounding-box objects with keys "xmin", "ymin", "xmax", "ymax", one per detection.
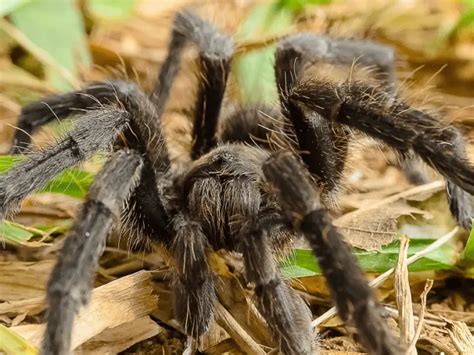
[
  {"xmin": 275, "ymin": 34, "xmax": 397, "ymax": 199},
  {"xmin": 152, "ymin": 10, "xmax": 234, "ymax": 160},
  {"xmin": 240, "ymin": 208, "xmax": 315, "ymax": 354},
  {"xmin": 290, "ymin": 79, "xmax": 474, "ymax": 229},
  {"xmin": 170, "ymin": 212, "xmax": 216, "ymax": 339},
  {"xmin": 10, "ymin": 81, "xmax": 141, "ymax": 154},
  {"xmin": 263, "ymin": 151, "xmax": 399, "ymax": 355},
  {"xmin": 8, "ymin": 79, "xmax": 172, "ymax": 238},
  {"xmin": 42, "ymin": 150, "xmax": 143, "ymax": 355},
  {"xmin": 0, "ymin": 107, "xmax": 129, "ymax": 219}
]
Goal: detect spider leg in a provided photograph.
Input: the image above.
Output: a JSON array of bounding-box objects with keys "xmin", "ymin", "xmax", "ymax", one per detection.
[
  {"xmin": 152, "ymin": 10, "xmax": 233, "ymax": 160},
  {"xmin": 217, "ymin": 177, "xmax": 314, "ymax": 354},
  {"xmin": 275, "ymin": 34, "xmax": 432, "ymax": 196},
  {"xmin": 7, "ymin": 79, "xmax": 172, "ymax": 236},
  {"xmin": 42, "ymin": 149, "xmax": 143, "ymax": 355},
  {"xmin": 10, "ymin": 80, "xmax": 142, "ymax": 154},
  {"xmin": 263, "ymin": 151, "xmax": 399, "ymax": 355},
  {"xmin": 170, "ymin": 213, "xmax": 216, "ymax": 339},
  {"xmin": 240, "ymin": 213, "xmax": 314, "ymax": 354},
  {"xmin": 0, "ymin": 107, "xmax": 129, "ymax": 219},
  {"xmin": 289, "ymin": 79, "xmax": 474, "ymax": 228},
  {"xmin": 275, "ymin": 34, "xmax": 394, "ymax": 197}
]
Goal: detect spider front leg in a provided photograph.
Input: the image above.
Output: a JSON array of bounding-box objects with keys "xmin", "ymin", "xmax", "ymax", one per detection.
[
  {"xmin": 0, "ymin": 107, "xmax": 129, "ymax": 219},
  {"xmin": 289, "ymin": 79, "xmax": 474, "ymax": 229},
  {"xmin": 154, "ymin": 10, "xmax": 233, "ymax": 159},
  {"xmin": 10, "ymin": 81, "xmax": 141, "ymax": 154},
  {"xmin": 263, "ymin": 151, "xmax": 398, "ymax": 355},
  {"xmin": 43, "ymin": 149, "xmax": 143, "ymax": 355},
  {"xmin": 240, "ymin": 214, "xmax": 315, "ymax": 354},
  {"xmin": 170, "ymin": 213, "xmax": 216, "ymax": 338}
]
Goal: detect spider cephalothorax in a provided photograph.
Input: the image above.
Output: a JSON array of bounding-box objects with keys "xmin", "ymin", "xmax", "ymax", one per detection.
[{"xmin": 2, "ymin": 9, "xmax": 474, "ymax": 355}]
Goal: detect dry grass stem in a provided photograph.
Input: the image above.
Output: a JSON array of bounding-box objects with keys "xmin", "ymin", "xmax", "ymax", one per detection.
[
  {"xmin": 395, "ymin": 234, "xmax": 416, "ymax": 354},
  {"xmin": 406, "ymin": 279, "xmax": 434, "ymax": 354},
  {"xmin": 214, "ymin": 302, "xmax": 266, "ymax": 355},
  {"xmin": 446, "ymin": 320, "xmax": 474, "ymax": 354}
]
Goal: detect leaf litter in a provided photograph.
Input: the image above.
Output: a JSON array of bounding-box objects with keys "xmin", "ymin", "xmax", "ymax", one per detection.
[{"xmin": 1, "ymin": 0, "xmax": 474, "ymax": 353}]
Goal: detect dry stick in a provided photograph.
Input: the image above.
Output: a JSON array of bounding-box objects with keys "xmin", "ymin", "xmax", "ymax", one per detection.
[
  {"xmin": 334, "ymin": 181, "xmax": 444, "ymax": 226},
  {"xmin": 395, "ymin": 235, "xmax": 416, "ymax": 354},
  {"xmin": 0, "ymin": 18, "xmax": 80, "ymax": 89},
  {"xmin": 406, "ymin": 279, "xmax": 434, "ymax": 354},
  {"xmin": 312, "ymin": 226, "xmax": 459, "ymax": 328},
  {"xmin": 214, "ymin": 302, "xmax": 266, "ymax": 355},
  {"xmin": 447, "ymin": 320, "xmax": 474, "ymax": 354}
]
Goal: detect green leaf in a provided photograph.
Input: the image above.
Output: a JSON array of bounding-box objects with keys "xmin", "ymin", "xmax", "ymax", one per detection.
[
  {"xmin": 460, "ymin": 220, "xmax": 474, "ymax": 276},
  {"xmin": 453, "ymin": 7, "xmax": 474, "ymax": 33},
  {"xmin": 87, "ymin": 0, "xmax": 137, "ymax": 20},
  {"xmin": 9, "ymin": 0, "xmax": 91, "ymax": 90},
  {"xmin": 276, "ymin": 0, "xmax": 332, "ymax": 12},
  {"xmin": 0, "ymin": 221, "xmax": 34, "ymax": 244},
  {"xmin": 0, "ymin": 0, "xmax": 27, "ymax": 16},
  {"xmin": 0, "ymin": 156, "xmax": 95, "ymax": 198},
  {"xmin": 281, "ymin": 237, "xmax": 458, "ymax": 279},
  {"xmin": 461, "ymin": 220, "xmax": 474, "ymax": 266},
  {"xmin": 234, "ymin": 3, "xmax": 293, "ymax": 103}
]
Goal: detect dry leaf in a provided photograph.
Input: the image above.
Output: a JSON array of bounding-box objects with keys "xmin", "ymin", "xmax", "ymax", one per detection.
[
  {"xmin": 0, "ymin": 260, "xmax": 54, "ymax": 301},
  {"xmin": 76, "ymin": 316, "xmax": 162, "ymax": 354},
  {"xmin": 335, "ymin": 202, "xmax": 429, "ymax": 251},
  {"xmin": 11, "ymin": 271, "xmax": 158, "ymax": 351}
]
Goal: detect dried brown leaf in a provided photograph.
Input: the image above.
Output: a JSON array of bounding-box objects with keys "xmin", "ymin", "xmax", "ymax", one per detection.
[
  {"xmin": 0, "ymin": 260, "xmax": 54, "ymax": 301},
  {"xmin": 11, "ymin": 271, "xmax": 158, "ymax": 351},
  {"xmin": 76, "ymin": 316, "xmax": 162, "ymax": 355}
]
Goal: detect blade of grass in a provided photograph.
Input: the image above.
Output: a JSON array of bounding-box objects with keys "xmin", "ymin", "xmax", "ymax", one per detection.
[{"xmin": 0, "ymin": 324, "xmax": 38, "ymax": 355}]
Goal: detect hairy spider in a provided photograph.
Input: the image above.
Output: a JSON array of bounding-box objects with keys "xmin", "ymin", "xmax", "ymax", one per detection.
[{"xmin": 2, "ymin": 9, "xmax": 474, "ymax": 355}]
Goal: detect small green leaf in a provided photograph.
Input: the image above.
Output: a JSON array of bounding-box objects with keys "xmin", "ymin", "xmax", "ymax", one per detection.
[
  {"xmin": 462, "ymin": 223, "xmax": 474, "ymax": 277},
  {"xmin": 0, "ymin": 156, "xmax": 95, "ymax": 198},
  {"xmin": 0, "ymin": 0, "xmax": 27, "ymax": 16},
  {"xmin": 234, "ymin": 3, "xmax": 293, "ymax": 103},
  {"xmin": 0, "ymin": 221, "xmax": 34, "ymax": 244},
  {"xmin": 9, "ymin": 0, "xmax": 91, "ymax": 90},
  {"xmin": 453, "ymin": 7, "xmax": 474, "ymax": 33},
  {"xmin": 276, "ymin": 0, "xmax": 332, "ymax": 12},
  {"xmin": 87, "ymin": 0, "xmax": 137, "ymax": 21}
]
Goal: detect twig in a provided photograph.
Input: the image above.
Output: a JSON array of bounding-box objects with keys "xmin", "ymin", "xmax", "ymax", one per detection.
[
  {"xmin": 214, "ymin": 302, "xmax": 266, "ymax": 355},
  {"xmin": 395, "ymin": 235, "xmax": 415, "ymax": 353},
  {"xmin": 312, "ymin": 226, "xmax": 459, "ymax": 327},
  {"xmin": 406, "ymin": 279, "xmax": 434, "ymax": 354},
  {"xmin": 446, "ymin": 320, "xmax": 474, "ymax": 354}
]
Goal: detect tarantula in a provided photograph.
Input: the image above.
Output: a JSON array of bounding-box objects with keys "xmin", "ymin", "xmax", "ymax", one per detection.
[{"xmin": 1, "ymin": 9, "xmax": 474, "ymax": 355}]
